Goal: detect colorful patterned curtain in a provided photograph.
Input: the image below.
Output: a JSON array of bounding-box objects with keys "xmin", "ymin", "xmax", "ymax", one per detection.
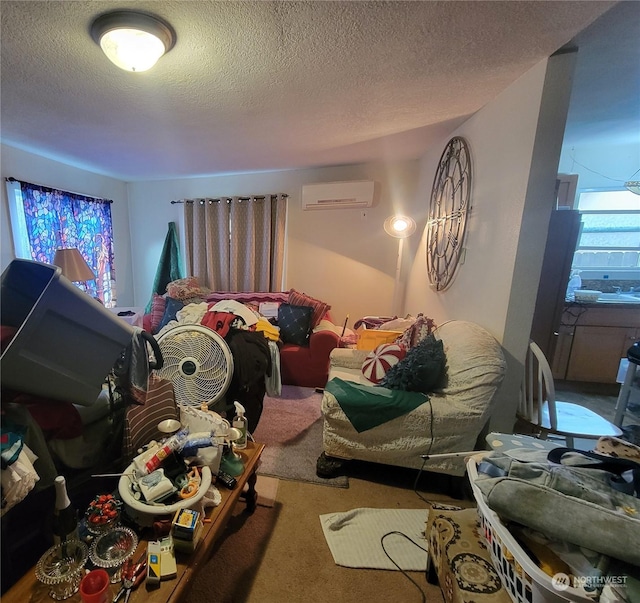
[{"xmin": 19, "ymin": 181, "xmax": 116, "ymax": 305}]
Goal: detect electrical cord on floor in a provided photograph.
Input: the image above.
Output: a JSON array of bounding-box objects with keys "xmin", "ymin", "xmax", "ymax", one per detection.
[
  {"xmin": 380, "ymin": 531, "xmax": 429, "ymax": 603},
  {"xmin": 413, "ymin": 397, "xmax": 437, "ymax": 506}
]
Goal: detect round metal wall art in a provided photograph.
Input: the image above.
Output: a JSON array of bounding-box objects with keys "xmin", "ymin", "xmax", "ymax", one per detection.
[{"xmin": 426, "ymin": 136, "xmax": 472, "ymax": 291}]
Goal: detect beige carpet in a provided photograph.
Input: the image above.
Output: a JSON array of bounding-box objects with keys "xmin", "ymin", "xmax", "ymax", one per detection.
[{"xmin": 184, "ymin": 462, "xmax": 471, "ymax": 602}]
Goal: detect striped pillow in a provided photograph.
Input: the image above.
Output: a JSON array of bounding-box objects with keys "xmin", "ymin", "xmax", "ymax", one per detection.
[
  {"xmin": 150, "ymin": 294, "xmax": 166, "ymax": 334},
  {"xmin": 361, "ymin": 343, "xmax": 406, "ymax": 384},
  {"xmin": 288, "ymin": 289, "xmax": 331, "ymax": 328},
  {"xmin": 123, "ymin": 376, "xmax": 179, "ymax": 460}
]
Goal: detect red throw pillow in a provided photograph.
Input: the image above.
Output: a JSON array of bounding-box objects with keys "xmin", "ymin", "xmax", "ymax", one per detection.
[
  {"xmin": 288, "ymin": 289, "xmax": 331, "ymax": 328},
  {"xmin": 150, "ymin": 294, "xmax": 167, "ymax": 334},
  {"xmin": 361, "ymin": 343, "xmax": 406, "ymax": 384}
]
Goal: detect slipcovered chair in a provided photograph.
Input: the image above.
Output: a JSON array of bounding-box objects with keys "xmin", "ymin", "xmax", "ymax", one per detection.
[{"xmin": 317, "ymin": 320, "xmax": 507, "ymax": 478}]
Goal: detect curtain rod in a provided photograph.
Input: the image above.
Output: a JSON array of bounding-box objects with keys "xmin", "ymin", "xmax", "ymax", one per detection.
[
  {"xmin": 6, "ymin": 177, "xmax": 113, "ymax": 203},
  {"xmin": 171, "ymin": 193, "xmax": 288, "ymax": 204}
]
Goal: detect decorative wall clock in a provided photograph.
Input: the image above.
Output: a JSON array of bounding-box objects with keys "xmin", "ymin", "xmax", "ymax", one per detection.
[{"xmin": 426, "ymin": 136, "xmax": 472, "ymax": 291}]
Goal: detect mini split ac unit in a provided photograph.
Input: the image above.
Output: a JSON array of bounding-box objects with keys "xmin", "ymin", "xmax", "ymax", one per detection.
[{"xmin": 301, "ymin": 180, "xmax": 375, "ymax": 210}]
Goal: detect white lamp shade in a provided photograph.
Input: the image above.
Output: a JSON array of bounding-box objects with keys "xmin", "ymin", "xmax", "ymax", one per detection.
[{"xmin": 53, "ymin": 248, "xmax": 96, "ymax": 282}]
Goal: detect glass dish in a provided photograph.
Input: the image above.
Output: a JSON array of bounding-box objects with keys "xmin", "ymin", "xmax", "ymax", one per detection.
[
  {"xmin": 84, "ymin": 493, "xmax": 122, "ymax": 535},
  {"xmin": 89, "ymin": 526, "xmax": 138, "ymax": 583},
  {"xmin": 35, "ymin": 539, "xmax": 89, "ymax": 600}
]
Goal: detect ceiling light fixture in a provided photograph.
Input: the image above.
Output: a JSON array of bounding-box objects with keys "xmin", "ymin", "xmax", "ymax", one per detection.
[{"xmin": 91, "ymin": 10, "xmax": 176, "ymax": 72}]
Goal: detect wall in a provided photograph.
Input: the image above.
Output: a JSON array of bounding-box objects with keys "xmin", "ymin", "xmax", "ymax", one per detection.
[
  {"xmin": 1, "ymin": 145, "xmax": 419, "ymax": 323},
  {"xmin": 0, "ymin": 145, "xmax": 135, "ymax": 305},
  {"xmin": 404, "ymin": 52, "xmax": 577, "ymax": 432},
  {"xmin": 558, "ymin": 140, "xmax": 639, "ymax": 192},
  {"xmin": 126, "ymin": 161, "xmax": 420, "ymax": 326}
]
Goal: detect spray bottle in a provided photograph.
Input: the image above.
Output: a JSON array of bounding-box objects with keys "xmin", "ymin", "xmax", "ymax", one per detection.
[
  {"xmin": 232, "ymin": 402, "xmax": 248, "ymax": 450},
  {"xmin": 566, "ymin": 269, "xmax": 582, "ymax": 301}
]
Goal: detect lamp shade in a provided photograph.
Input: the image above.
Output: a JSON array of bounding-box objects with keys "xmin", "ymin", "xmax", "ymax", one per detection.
[
  {"xmin": 91, "ymin": 10, "xmax": 176, "ymax": 72},
  {"xmin": 53, "ymin": 248, "xmax": 96, "ymax": 282},
  {"xmin": 384, "ymin": 215, "xmax": 416, "ymax": 239}
]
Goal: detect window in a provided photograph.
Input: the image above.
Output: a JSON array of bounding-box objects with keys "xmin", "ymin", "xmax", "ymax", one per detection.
[
  {"xmin": 572, "ymin": 189, "xmax": 640, "ymax": 273},
  {"xmin": 5, "ymin": 179, "xmax": 117, "ymax": 306}
]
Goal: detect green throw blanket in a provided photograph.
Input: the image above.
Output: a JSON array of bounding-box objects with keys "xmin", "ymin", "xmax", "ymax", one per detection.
[{"xmin": 325, "ymin": 378, "xmax": 428, "ymax": 433}]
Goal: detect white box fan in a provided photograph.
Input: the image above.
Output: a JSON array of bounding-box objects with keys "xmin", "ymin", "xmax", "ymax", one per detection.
[{"xmin": 155, "ymin": 325, "xmax": 234, "ymax": 407}]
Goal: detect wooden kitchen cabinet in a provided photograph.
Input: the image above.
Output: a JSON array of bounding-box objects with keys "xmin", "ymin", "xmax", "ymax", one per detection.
[
  {"xmin": 566, "ymin": 326, "xmax": 637, "ymax": 382},
  {"xmin": 557, "ymin": 304, "xmax": 640, "ymax": 383}
]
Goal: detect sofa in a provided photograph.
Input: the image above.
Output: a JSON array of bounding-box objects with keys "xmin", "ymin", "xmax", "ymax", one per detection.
[
  {"xmin": 143, "ymin": 287, "xmax": 342, "ymax": 389},
  {"xmin": 317, "ymin": 320, "xmax": 507, "ymax": 477}
]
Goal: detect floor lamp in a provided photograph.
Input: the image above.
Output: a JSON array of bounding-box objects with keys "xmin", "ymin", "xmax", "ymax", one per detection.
[
  {"xmin": 53, "ymin": 248, "xmax": 96, "ymax": 292},
  {"xmin": 383, "ymin": 215, "xmax": 416, "ymax": 316}
]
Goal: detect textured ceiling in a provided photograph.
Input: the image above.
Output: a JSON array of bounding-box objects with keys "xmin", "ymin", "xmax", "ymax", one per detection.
[{"xmin": 1, "ymin": 1, "xmax": 634, "ymax": 182}]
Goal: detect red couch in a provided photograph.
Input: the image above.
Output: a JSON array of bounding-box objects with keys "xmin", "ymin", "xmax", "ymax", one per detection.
[
  {"xmin": 145, "ymin": 291, "xmax": 340, "ymax": 389},
  {"xmin": 279, "ymin": 327, "xmax": 341, "ymax": 388}
]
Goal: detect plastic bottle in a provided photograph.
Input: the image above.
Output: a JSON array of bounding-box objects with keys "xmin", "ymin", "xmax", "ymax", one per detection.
[
  {"xmin": 52, "ymin": 475, "xmax": 79, "ymax": 546},
  {"xmin": 143, "ymin": 428, "xmax": 189, "ymax": 474},
  {"xmin": 566, "ymin": 270, "xmax": 582, "ymax": 301},
  {"xmin": 232, "ymin": 402, "xmax": 248, "ymax": 449}
]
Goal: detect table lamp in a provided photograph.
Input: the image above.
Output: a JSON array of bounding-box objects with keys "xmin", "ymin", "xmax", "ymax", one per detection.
[{"xmin": 53, "ymin": 248, "xmax": 96, "ymax": 290}]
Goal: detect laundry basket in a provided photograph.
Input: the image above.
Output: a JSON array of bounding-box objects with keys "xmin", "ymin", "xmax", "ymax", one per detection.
[{"xmin": 467, "ymin": 459, "xmax": 593, "ymax": 603}]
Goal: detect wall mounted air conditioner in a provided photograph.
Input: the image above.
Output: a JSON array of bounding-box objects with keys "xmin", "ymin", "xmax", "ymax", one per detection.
[{"xmin": 301, "ymin": 180, "xmax": 375, "ymax": 210}]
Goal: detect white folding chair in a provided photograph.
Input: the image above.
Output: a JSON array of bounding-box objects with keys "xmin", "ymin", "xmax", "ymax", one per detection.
[{"xmin": 518, "ymin": 340, "xmax": 622, "ymax": 448}]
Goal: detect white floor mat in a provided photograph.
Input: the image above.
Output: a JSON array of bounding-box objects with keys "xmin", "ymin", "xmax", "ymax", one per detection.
[{"xmin": 319, "ymin": 507, "xmax": 428, "ymax": 571}]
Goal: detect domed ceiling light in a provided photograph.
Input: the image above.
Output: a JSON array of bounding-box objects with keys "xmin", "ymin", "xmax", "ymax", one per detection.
[{"xmin": 91, "ymin": 10, "xmax": 176, "ymax": 72}]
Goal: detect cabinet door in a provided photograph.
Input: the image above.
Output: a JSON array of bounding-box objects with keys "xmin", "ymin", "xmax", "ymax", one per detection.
[{"xmin": 566, "ymin": 326, "xmax": 629, "ymax": 383}]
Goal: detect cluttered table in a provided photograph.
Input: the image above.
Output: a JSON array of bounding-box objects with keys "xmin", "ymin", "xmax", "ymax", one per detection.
[{"xmin": 2, "ymin": 441, "xmax": 264, "ymax": 603}]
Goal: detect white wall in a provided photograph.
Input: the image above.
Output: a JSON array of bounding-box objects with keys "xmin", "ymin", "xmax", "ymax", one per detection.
[
  {"xmin": 404, "ymin": 52, "xmax": 577, "ymax": 432},
  {"xmin": 126, "ymin": 161, "xmax": 420, "ymax": 326},
  {"xmin": 558, "ymin": 139, "xmax": 639, "ymax": 193},
  {"xmin": 0, "ymin": 144, "xmax": 135, "ymax": 305}
]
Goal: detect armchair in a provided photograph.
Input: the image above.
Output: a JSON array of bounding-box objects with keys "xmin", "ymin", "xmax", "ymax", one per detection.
[{"xmin": 317, "ymin": 320, "xmax": 507, "ymax": 477}]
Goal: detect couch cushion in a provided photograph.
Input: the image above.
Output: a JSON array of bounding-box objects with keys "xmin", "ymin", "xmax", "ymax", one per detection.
[
  {"xmin": 380, "ymin": 333, "xmax": 445, "ymax": 393},
  {"xmin": 361, "ymin": 343, "xmax": 406, "ymax": 384},
  {"xmin": 166, "ymin": 276, "xmax": 211, "ymax": 302},
  {"xmin": 288, "ymin": 289, "xmax": 331, "ymax": 328},
  {"xmin": 395, "ymin": 314, "xmax": 436, "ymax": 349},
  {"xmin": 278, "ymin": 303, "xmax": 313, "ymax": 346},
  {"xmin": 150, "ymin": 293, "xmax": 166, "ymax": 334},
  {"xmin": 157, "ymin": 296, "xmax": 184, "ymax": 331}
]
